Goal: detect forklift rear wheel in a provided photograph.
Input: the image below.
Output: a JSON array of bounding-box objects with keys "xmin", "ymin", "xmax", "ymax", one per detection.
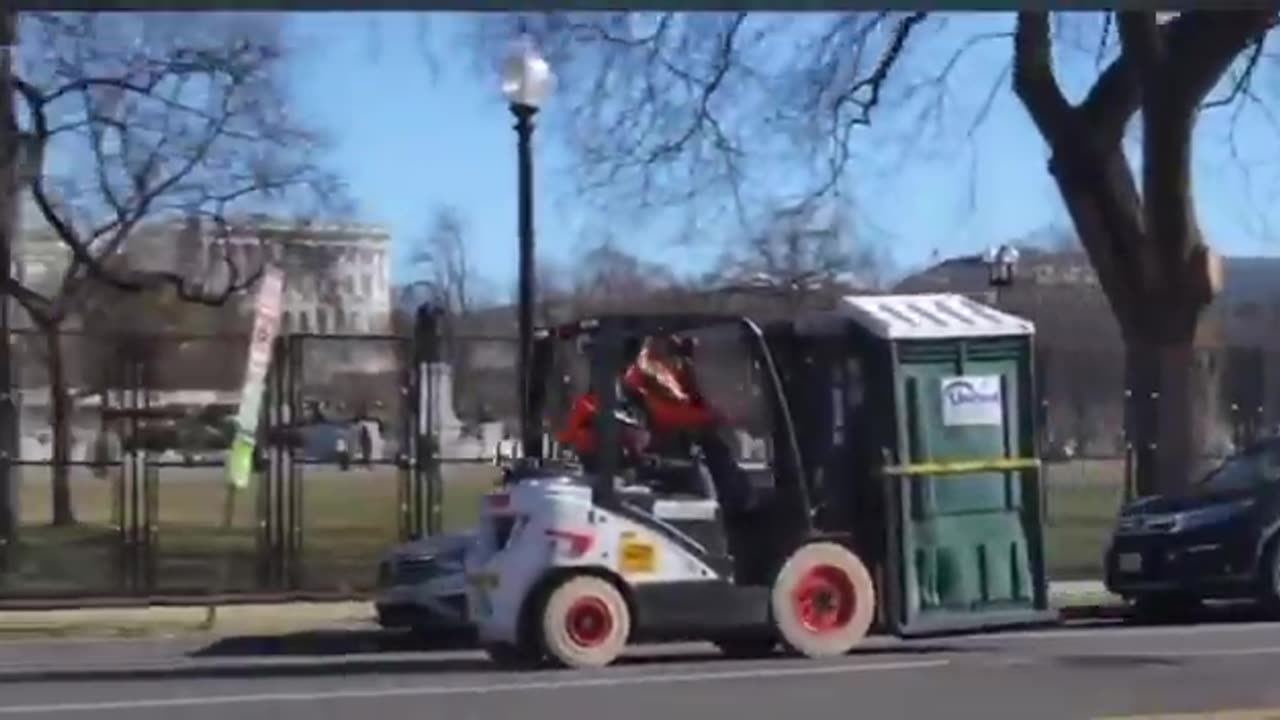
[
  {"xmin": 770, "ymin": 542, "xmax": 875, "ymax": 658},
  {"xmin": 540, "ymin": 575, "xmax": 632, "ymax": 669}
]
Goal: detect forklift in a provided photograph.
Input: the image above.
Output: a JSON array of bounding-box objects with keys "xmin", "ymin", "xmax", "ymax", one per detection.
[
  {"xmin": 465, "ymin": 313, "xmax": 876, "ymax": 668},
  {"xmin": 464, "ymin": 295, "xmax": 1051, "ymax": 669}
]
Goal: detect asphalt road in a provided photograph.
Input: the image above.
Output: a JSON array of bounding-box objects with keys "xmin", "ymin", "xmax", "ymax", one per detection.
[{"xmin": 4, "ymin": 617, "xmax": 1280, "ymax": 719}]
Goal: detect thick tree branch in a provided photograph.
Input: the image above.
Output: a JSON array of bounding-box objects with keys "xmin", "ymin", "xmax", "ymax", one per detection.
[
  {"xmin": 1115, "ymin": 12, "xmax": 1163, "ymax": 77},
  {"xmin": 1076, "ymin": 52, "xmax": 1142, "ymax": 145},
  {"xmin": 1203, "ymin": 34, "xmax": 1266, "ymax": 110},
  {"xmin": 1163, "ymin": 9, "xmax": 1278, "ymax": 109},
  {"xmin": 1012, "ymin": 12, "xmax": 1073, "ymax": 144}
]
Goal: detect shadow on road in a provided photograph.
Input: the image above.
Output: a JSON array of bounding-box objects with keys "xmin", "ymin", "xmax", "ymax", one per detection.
[
  {"xmin": 1054, "ymin": 653, "xmax": 1184, "ymax": 669},
  {"xmin": 193, "ymin": 627, "xmax": 478, "ymax": 658},
  {"xmin": 1113, "ymin": 601, "xmax": 1274, "ymax": 628}
]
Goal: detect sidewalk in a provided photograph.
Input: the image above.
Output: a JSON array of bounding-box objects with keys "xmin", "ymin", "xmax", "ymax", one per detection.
[
  {"xmin": 1050, "ymin": 579, "xmax": 1125, "ymax": 619},
  {"xmin": 0, "ymin": 581, "xmax": 1124, "ymax": 641},
  {"xmin": 0, "ymin": 601, "xmax": 373, "ymax": 640}
]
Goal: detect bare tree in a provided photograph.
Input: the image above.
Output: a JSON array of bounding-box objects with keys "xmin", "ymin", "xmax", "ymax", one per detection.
[
  {"xmin": 407, "ymin": 205, "xmax": 491, "ymax": 355},
  {"xmin": 468, "ymin": 13, "xmax": 943, "ymax": 230},
  {"xmin": 467, "ymin": 11, "xmax": 1279, "ymax": 495},
  {"xmin": 403, "ymin": 206, "xmax": 496, "ymax": 424},
  {"xmin": 571, "ymin": 236, "xmax": 681, "ymax": 313},
  {"xmin": 711, "ymin": 204, "xmax": 886, "ymax": 313},
  {"xmin": 533, "ymin": 255, "xmax": 573, "ymax": 325},
  {"xmin": 8, "ymin": 12, "xmax": 338, "ymax": 524},
  {"xmin": 411, "ymin": 206, "xmax": 480, "ymax": 319}
]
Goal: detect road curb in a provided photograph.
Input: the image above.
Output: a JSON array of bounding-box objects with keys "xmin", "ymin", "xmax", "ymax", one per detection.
[{"xmin": 1057, "ymin": 603, "xmax": 1129, "ymax": 621}]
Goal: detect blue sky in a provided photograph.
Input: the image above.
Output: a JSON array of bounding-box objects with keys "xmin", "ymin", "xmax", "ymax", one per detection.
[{"xmin": 284, "ymin": 12, "xmax": 1280, "ymax": 293}]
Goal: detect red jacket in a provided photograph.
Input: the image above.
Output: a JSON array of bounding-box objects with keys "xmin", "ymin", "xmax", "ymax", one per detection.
[
  {"xmin": 558, "ymin": 392, "xmax": 602, "ymax": 455},
  {"xmin": 558, "ymin": 392, "xmax": 650, "ymax": 457},
  {"xmin": 622, "ymin": 359, "xmax": 717, "ymax": 435}
]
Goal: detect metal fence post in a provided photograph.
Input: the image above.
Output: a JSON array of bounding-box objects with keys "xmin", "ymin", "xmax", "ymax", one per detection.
[
  {"xmin": 262, "ymin": 334, "xmax": 286, "ymax": 590},
  {"xmin": 413, "ymin": 304, "xmax": 442, "ymax": 535},
  {"xmin": 285, "ymin": 335, "xmax": 303, "ymax": 591}
]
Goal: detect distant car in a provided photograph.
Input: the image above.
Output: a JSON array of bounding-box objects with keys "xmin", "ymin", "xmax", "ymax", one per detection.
[
  {"xmin": 374, "ymin": 531, "xmax": 475, "ymax": 634},
  {"xmin": 1105, "ymin": 437, "xmax": 1280, "ymax": 618}
]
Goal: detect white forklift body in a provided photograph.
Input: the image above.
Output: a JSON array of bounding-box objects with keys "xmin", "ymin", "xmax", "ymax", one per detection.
[{"xmin": 466, "ymin": 476, "xmax": 723, "ymax": 643}]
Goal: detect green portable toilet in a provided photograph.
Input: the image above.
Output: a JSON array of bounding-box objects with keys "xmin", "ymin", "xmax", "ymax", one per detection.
[{"xmin": 776, "ymin": 292, "xmax": 1053, "ymax": 636}]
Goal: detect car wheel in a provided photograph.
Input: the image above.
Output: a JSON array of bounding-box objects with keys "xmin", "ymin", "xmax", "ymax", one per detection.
[
  {"xmin": 770, "ymin": 542, "xmax": 875, "ymax": 658},
  {"xmin": 539, "ymin": 575, "xmax": 631, "ymax": 669},
  {"xmin": 1130, "ymin": 593, "xmax": 1203, "ymax": 623}
]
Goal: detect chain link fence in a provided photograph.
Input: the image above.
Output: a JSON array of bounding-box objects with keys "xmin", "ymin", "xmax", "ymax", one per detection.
[{"xmin": 3, "ymin": 317, "xmax": 1277, "ymax": 600}]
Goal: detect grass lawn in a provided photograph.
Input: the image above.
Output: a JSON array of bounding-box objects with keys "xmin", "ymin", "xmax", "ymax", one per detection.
[
  {"xmin": 4, "ymin": 463, "xmax": 499, "ymax": 598},
  {"xmin": 1042, "ymin": 459, "xmax": 1126, "ymax": 580},
  {"xmin": 1, "ymin": 457, "xmax": 1131, "ymax": 597}
]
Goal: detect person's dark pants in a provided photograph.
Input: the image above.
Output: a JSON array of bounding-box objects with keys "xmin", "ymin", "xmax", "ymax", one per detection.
[{"xmin": 695, "ymin": 429, "xmax": 751, "ymax": 513}]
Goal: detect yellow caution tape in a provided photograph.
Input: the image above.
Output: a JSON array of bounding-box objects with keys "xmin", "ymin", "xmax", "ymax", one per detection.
[{"xmin": 882, "ymin": 457, "xmax": 1041, "ymax": 477}]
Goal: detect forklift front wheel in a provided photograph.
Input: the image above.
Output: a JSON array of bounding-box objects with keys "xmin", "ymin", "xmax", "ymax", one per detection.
[
  {"xmin": 540, "ymin": 575, "xmax": 632, "ymax": 669},
  {"xmin": 771, "ymin": 542, "xmax": 875, "ymax": 659}
]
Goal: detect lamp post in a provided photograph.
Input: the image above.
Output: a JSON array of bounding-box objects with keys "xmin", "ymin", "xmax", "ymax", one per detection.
[
  {"xmin": 0, "ymin": 12, "xmax": 18, "ymax": 552},
  {"xmin": 985, "ymin": 243, "xmax": 1019, "ymax": 306},
  {"xmin": 501, "ymin": 36, "xmax": 553, "ymax": 460}
]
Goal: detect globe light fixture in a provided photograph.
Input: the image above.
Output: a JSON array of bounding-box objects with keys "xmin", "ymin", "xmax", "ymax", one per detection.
[
  {"xmin": 986, "ymin": 243, "xmax": 1019, "ymax": 288},
  {"xmin": 501, "ymin": 35, "xmax": 554, "ymax": 110}
]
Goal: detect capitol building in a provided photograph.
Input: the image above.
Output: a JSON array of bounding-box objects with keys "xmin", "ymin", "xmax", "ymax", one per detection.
[
  {"xmin": 131, "ymin": 216, "xmax": 395, "ymax": 336},
  {"xmin": 17, "ymin": 215, "xmax": 395, "ymax": 337}
]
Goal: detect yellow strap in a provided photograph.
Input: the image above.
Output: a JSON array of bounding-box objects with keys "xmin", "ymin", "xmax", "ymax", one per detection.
[{"xmin": 882, "ymin": 457, "xmax": 1041, "ymax": 477}]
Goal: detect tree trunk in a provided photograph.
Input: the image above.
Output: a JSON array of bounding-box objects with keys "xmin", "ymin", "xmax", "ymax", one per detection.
[
  {"xmin": 1011, "ymin": 10, "xmax": 1268, "ymax": 501},
  {"xmin": 1048, "ymin": 143, "xmax": 1221, "ymax": 499},
  {"xmin": 1123, "ymin": 328, "xmax": 1218, "ymax": 497},
  {"xmin": 45, "ymin": 326, "xmax": 74, "ymax": 526}
]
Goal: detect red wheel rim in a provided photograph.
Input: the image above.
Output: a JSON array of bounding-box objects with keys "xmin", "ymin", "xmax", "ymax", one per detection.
[
  {"xmin": 791, "ymin": 564, "xmax": 856, "ymax": 634},
  {"xmin": 565, "ymin": 596, "xmax": 613, "ymax": 648}
]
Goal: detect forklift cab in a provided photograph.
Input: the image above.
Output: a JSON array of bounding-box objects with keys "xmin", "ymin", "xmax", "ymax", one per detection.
[
  {"xmin": 766, "ymin": 293, "xmax": 1054, "ymax": 635},
  {"xmin": 522, "ymin": 314, "xmax": 813, "ymax": 586}
]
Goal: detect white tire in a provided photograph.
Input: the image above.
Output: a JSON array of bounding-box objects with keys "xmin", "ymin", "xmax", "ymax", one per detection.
[
  {"xmin": 539, "ymin": 575, "xmax": 631, "ymax": 669},
  {"xmin": 770, "ymin": 542, "xmax": 875, "ymax": 658}
]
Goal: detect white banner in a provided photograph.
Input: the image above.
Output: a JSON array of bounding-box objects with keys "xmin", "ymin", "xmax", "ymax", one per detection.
[
  {"xmin": 939, "ymin": 375, "xmax": 1004, "ymax": 427},
  {"xmin": 227, "ymin": 266, "xmax": 285, "ymax": 488}
]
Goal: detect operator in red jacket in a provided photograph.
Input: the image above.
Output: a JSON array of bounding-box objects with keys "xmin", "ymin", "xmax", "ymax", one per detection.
[
  {"xmin": 622, "ymin": 336, "xmax": 718, "ymax": 436},
  {"xmin": 557, "ymin": 333, "xmax": 750, "ymax": 510},
  {"xmin": 557, "ymin": 390, "xmax": 648, "ymax": 460}
]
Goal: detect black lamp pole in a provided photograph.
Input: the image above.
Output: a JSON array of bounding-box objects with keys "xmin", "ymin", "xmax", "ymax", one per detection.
[
  {"xmin": 512, "ymin": 101, "xmax": 538, "ymax": 460},
  {"xmin": 0, "ymin": 12, "xmax": 16, "ymax": 552}
]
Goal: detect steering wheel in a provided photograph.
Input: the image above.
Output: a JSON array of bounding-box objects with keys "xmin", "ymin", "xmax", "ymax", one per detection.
[{"xmin": 636, "ymin": 453, "xmax": 696, "ymax": 473}]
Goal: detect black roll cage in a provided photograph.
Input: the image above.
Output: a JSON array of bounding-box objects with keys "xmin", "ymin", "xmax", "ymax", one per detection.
[{"xmin": 523, "ymin": 313, "xmax": 813, "ymax": 532}]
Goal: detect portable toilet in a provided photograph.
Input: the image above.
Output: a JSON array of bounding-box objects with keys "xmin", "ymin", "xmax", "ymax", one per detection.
[{"xmin": 770, "ymin": 293, "xmax": 1053, "ymax": 636}]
